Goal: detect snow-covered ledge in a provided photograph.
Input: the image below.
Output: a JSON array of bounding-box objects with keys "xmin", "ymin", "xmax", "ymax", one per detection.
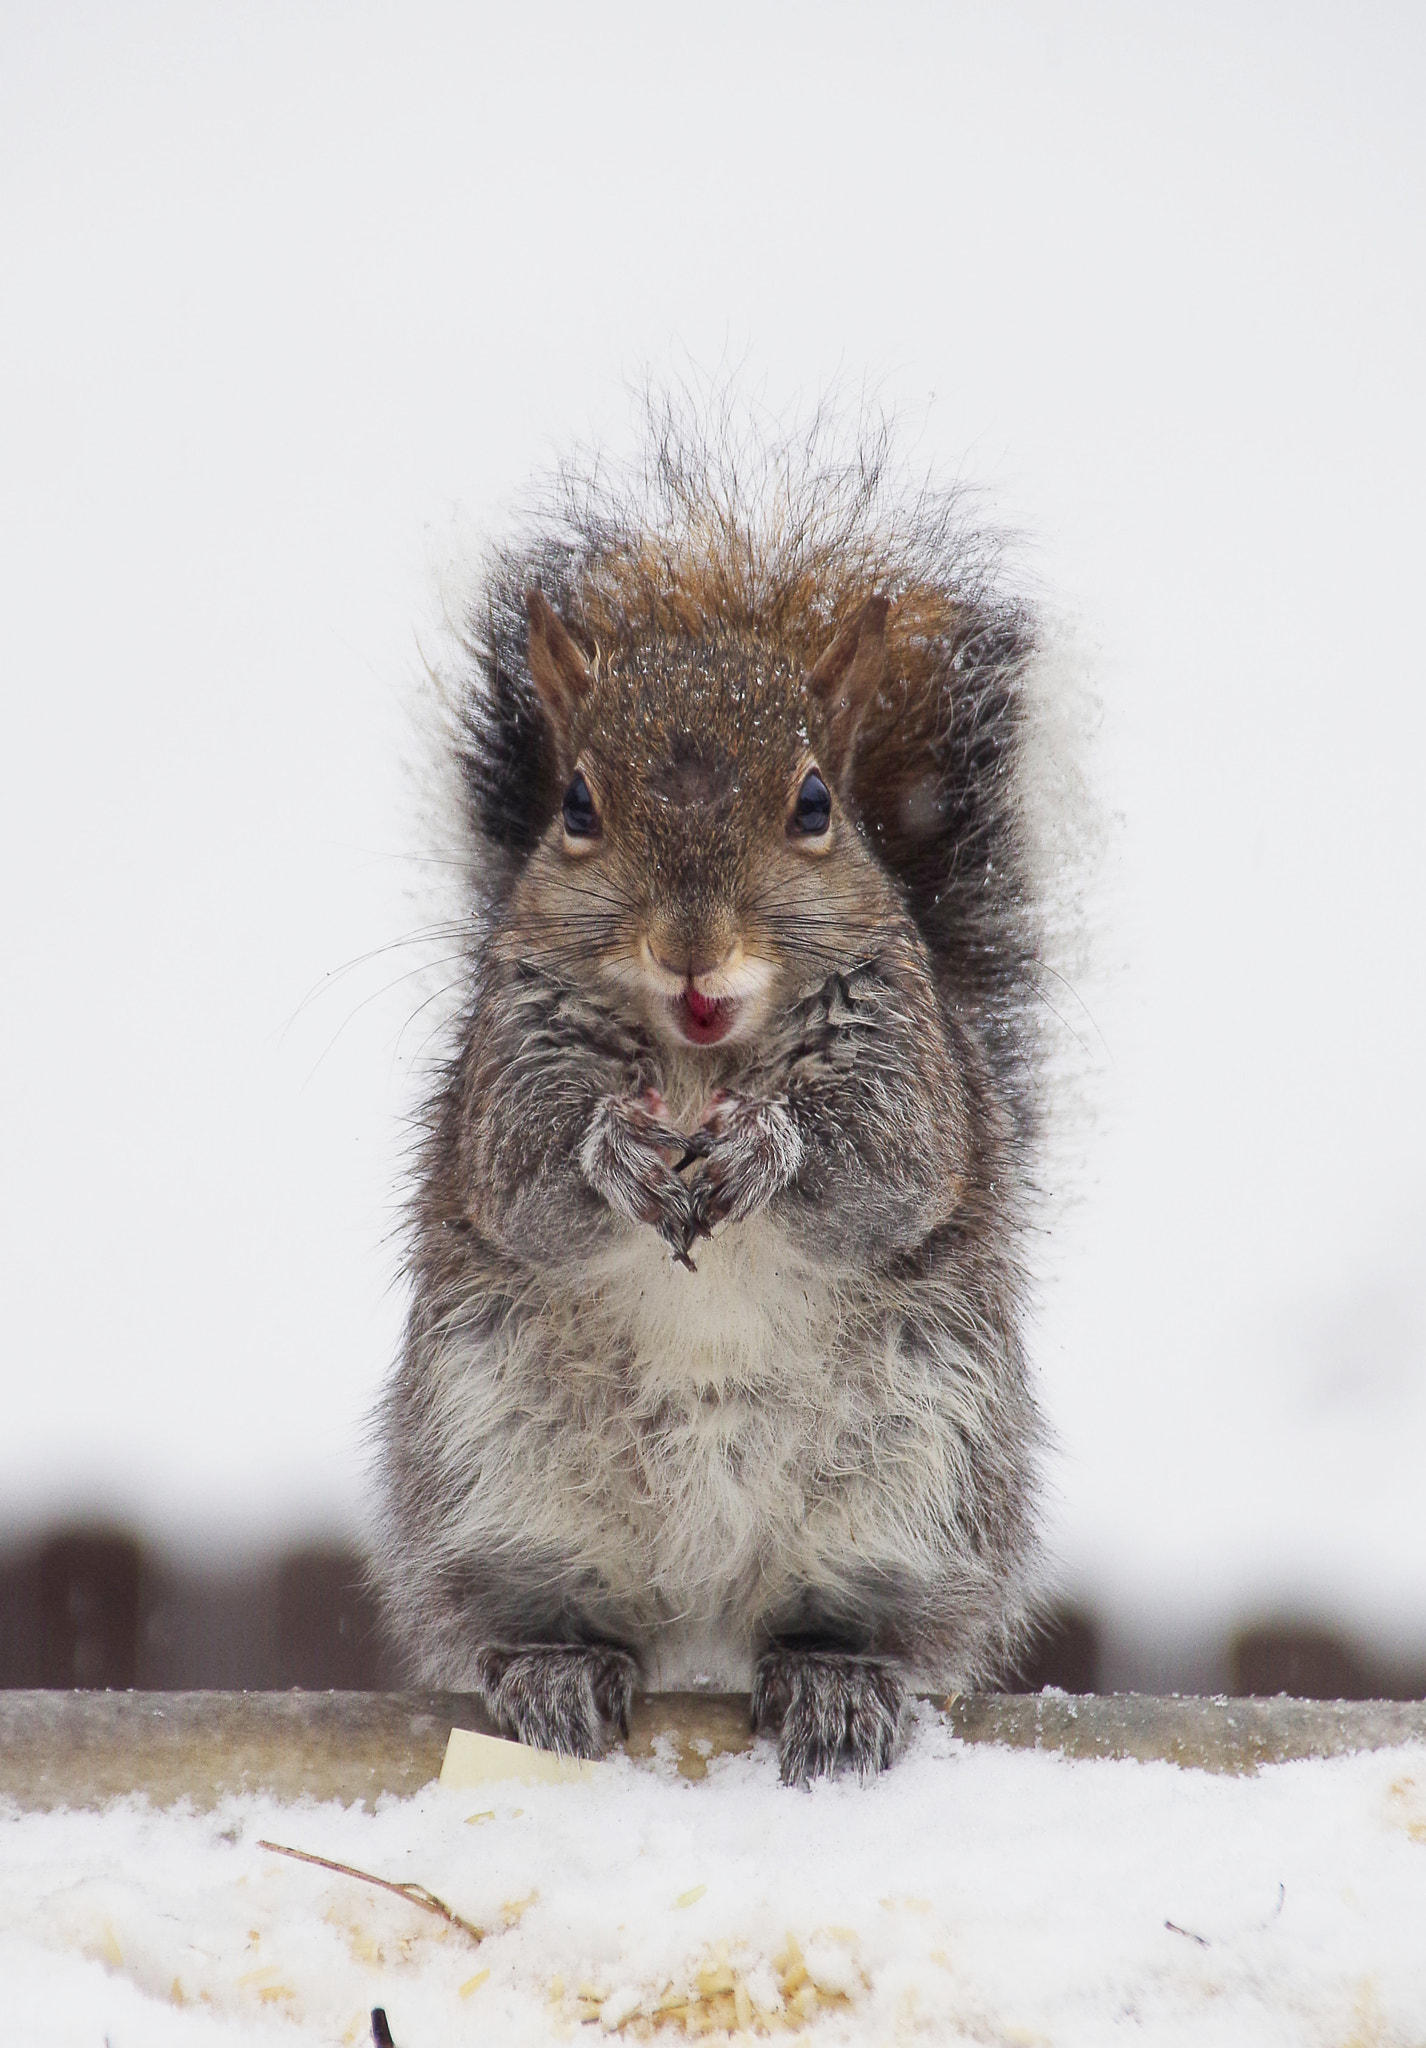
[{"xmin": 4, "ymin": 1690, "xmax": 1424, "ymax": 1811}]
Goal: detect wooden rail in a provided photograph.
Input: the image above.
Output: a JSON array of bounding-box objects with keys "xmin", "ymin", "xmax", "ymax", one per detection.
[{"xmin": 2, "ymin": 1690, "xmax": 1423, "ymax": 1811}]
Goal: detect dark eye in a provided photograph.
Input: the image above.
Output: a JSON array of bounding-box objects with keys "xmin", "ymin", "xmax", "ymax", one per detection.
[
  {"xmin": 791, "ymin": 768, "xmax": 832, "ymax": 836},
  {"xmin": 562, "ymin": 770, "xmax": 599, "ymax": 838}
]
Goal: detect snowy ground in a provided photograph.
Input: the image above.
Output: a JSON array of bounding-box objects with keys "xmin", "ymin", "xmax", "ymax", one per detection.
[{"xmin": 6, "ymin": 1707, "xmax": 1425, "ymax": 2046}]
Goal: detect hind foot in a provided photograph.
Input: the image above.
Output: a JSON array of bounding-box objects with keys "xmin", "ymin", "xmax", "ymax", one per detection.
[
  {"xmin": 752, "ymin": 1648, "xmax": 904, "ymax": 1785},
  {"xmin": 472, "ymin": 1644, "xmax": 637, "ymax": 1758}
]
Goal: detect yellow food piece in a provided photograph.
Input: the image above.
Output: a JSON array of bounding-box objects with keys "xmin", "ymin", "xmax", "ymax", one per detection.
[
  {"xmin": 774, "ymin": 1932, "xmax": 804, "ymax": 1972},
  {"xmin": 459, "ymin": 1969, "xmax": 491, "ymax": 1998},
  {"xmin": 675, "ymin": 1883, "xmax": 707, "ymax": 1909},
  {"xmin": 440, "ymin": 1727, "xmax": 601, "ymax": 1788}
]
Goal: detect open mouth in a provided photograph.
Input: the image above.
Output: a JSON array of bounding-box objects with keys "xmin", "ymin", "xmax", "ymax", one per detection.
[{"xmin": 674, "ymin": 985, "xmax": 736, "ymax": 1045}]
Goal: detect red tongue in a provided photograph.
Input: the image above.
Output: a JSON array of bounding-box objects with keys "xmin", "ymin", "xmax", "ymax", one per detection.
[{"xmin": 685, "ymin": 987, "xmax": 721, "ymax": 1024}]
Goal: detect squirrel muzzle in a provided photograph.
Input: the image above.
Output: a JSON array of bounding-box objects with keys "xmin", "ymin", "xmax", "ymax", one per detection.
[{"xmin": 639, "ymin": 927, "xmax": 771, "ymax": 1049}]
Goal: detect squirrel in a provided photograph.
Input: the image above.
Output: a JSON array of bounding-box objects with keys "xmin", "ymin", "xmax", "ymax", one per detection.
[{"xmin": 369, "ymin": 410, "xmax": 1068, "ymax": 1783}]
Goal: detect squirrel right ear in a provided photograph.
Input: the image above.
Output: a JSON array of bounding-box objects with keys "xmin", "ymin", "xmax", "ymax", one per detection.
[
  {"xmin": 806, "ymin": 595, "xmax": 889, "ymax": 779},
  {"xmin": 525, "ymin": 590, "xmax": 594, "ymax": 754}
]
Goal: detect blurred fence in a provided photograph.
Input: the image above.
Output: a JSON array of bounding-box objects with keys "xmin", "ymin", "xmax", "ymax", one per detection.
[
  {"xmin": 0, "ymin": 1530, "xmax": 397, "ymax": 1692},
  {"xmin": 2, "ymin": 1526, "xmax": 1423, "ymax": 1699}
]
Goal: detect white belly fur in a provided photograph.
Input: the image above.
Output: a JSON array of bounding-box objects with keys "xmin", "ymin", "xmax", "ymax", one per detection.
[
  {"xmin": 584, "ymin": 1210, "xmax": 828, "ymax": 1395},
  {"xmin": 430, "ymin": 1213, "xmax": 950, "ymax": 1691}
]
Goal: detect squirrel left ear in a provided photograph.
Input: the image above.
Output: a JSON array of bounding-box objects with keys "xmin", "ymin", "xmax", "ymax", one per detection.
[
  {"xmin": 806, "ymin": 595, "xmax": 889, "ymax": 779},
  {"xmin": 525, "ymin": 590, "xmax": 593, "ymax": 763}
]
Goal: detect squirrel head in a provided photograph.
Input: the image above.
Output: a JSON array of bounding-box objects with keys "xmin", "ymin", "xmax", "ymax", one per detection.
[{"xmin": 506, "ymin": 591, "xmax": 898, "ymax": 1053}]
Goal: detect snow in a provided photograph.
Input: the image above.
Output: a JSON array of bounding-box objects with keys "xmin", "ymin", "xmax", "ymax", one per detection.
[{"xmin": 7, "ymin": 1708, "xmax": 1426, "ymax": 2045}]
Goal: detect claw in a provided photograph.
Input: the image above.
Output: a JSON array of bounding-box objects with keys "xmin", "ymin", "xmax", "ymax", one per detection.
[
  {"xmin": 473, "ymin": 1645, "xmax": 638, "ymax": 1758},
  {"xmin": 752, "ymin": 1649, "xmax": 903, "ymax": 1784},
  {"xmin": 675, "ymin": 1126, "xmax": 715, "ymax": 1167}
]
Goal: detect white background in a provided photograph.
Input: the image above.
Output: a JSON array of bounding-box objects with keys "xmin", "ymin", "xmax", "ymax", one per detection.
[{"xmin": 2, "ymin": 2, "xmax": 1423, "ymax": 1669}]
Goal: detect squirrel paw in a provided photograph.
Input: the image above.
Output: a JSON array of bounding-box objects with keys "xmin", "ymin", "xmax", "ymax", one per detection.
[
  {"xmin": 472, "ymin": 1644, "xmax": 638, "ymax": 1759},
  {"xmin": 751, "ymin": 1648, "xmax": 903, "ymax": 1786},
  {"xmin": 685, "ymin": 1094, "xmax": 803, "ymax": 1233},
  {"xmin": 580, "ymin": 1092, "xmax": 700, "ymax": 1262}
]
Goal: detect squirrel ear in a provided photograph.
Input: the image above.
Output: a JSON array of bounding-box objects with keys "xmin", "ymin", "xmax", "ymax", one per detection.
[
  {"xmin": 806, "ymin": 595, "xmax": 889, "ymax": 779},
  {"xmin": 525, "ymin": 590, "xmax": 593, "ymax": 752}
]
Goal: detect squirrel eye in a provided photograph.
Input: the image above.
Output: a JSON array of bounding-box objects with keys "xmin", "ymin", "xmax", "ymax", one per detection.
[
  {"xmin": 791, "ymin": 768, "xmax": 832, "ymax": 836},
  {"xmin": 562, "ymin": 770, "xmax": 599, "ymax": 838}
]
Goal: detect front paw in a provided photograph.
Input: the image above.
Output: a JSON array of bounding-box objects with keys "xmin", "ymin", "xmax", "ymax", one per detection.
[
  {"xmin": 473, "ymin": 1644, "xmax": 638, "ymax": 1759},
  {"xmin": 685, "ymin": 1094, "xmax": 803, "ymax": 1233},
  {"xmin": 752, "ymin": 1649, "xmax": 903, "ymax": 1785},
  {"xmin": 580, "ymin": 1092, "xmax": 699, "ymax": 1262}
]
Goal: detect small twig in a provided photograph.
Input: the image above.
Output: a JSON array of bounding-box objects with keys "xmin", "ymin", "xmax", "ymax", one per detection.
[
  {"xmin": 257, "ymin": 1839, "xmax": 485, "ymax": 1947},
  {"xmin": 1164, "ymin": 1919, "xmax": 1210, "ymax": 1948}
]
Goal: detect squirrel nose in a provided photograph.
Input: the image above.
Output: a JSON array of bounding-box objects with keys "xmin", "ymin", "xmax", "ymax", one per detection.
[
  {"xmin": 650, "ymin": 942, "xmax": 723, "ymax": 981},
  {"xmin": 647, "ymin": 928, "xmax": 737, "ymax": 983},
  {"xmin": 685, "ymin": 948, "xmax": 732, "ymax": 981}
]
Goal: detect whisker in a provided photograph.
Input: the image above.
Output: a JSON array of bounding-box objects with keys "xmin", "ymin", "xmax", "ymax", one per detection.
[
  {"xmin": 394, "ymin": 978, "xmax": 472, "ymax": 1070},
  {"xmin": 284, "ymin": 924, "xmax": 476, "ymax": 1035},
  {"xmin": 302, "ymin": 953, "xmax": 476, "ymax": 1084},
  {"xmin": 1022, "ymin": 982, "xmax": 1092, "ymax": 1061},
  {"xmin": 1029, "ymin": 960, "xmax": 1113, "ymax": 1062}
]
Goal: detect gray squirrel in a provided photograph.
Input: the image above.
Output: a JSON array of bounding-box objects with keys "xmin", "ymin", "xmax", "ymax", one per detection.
[{"xmin": 370, "ymin": 413, "xmax": 1069, "ymax": 1782}]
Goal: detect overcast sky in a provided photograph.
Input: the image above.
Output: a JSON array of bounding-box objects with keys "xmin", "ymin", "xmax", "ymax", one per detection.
[{"xmin": 2, "ymin": 2, "xmax": 1423, "ymax": 1660}]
